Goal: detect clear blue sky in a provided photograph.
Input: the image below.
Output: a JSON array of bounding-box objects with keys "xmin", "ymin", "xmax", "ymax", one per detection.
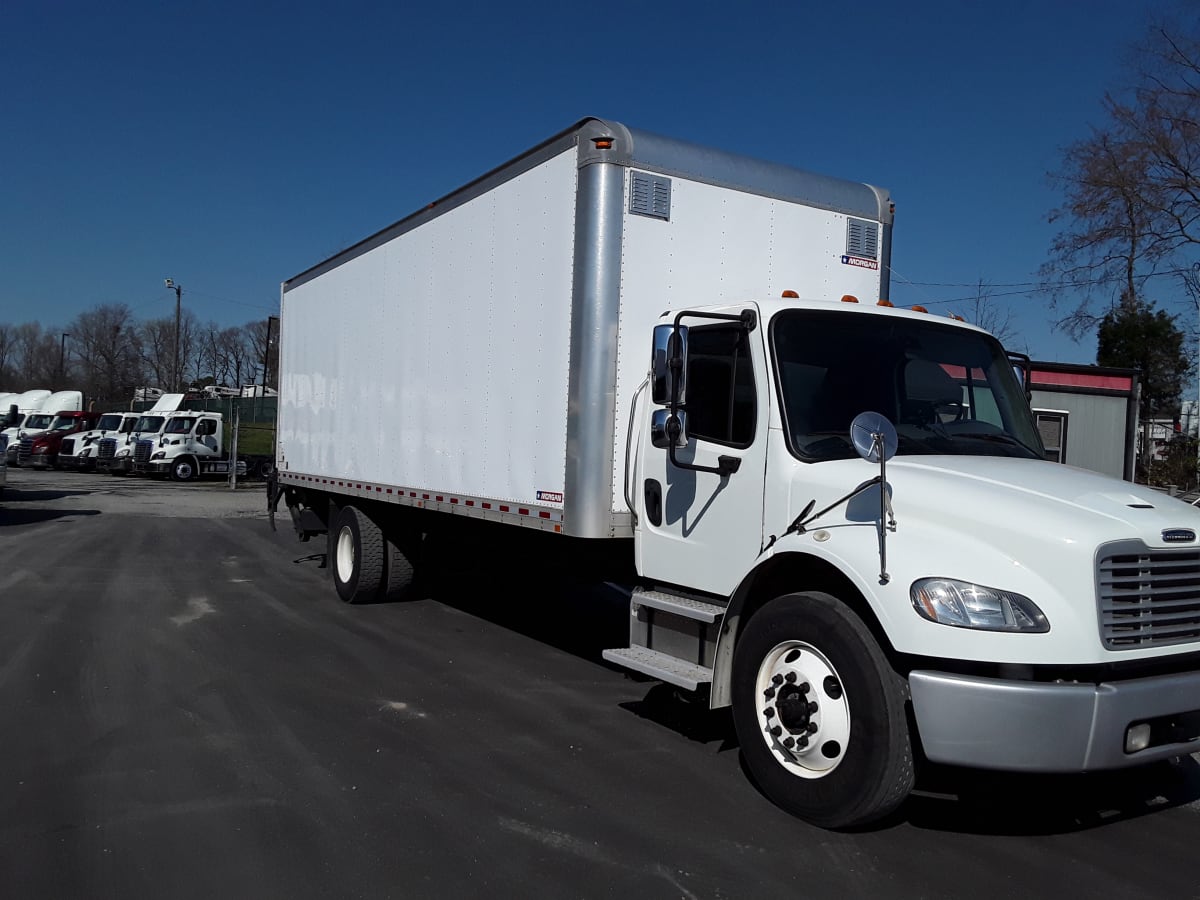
[{"xmin": 2, "ymin": 0, "xmax": 1193, "ymax": 363}]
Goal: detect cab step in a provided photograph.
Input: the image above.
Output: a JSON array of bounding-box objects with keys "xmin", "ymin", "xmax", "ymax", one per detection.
[
  {"xmin": 601, "ymin": 647, "xmax": 713, "ymax": 692},
  {"xmin": 602, "ymin": 587, "xmax": 726, "ymax": 692}
]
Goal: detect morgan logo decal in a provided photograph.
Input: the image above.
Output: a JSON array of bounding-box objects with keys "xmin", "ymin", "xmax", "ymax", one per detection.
[
  {"xmin": 1162, "ymin": 528, "xmax": 1196, "ymax": 543},
  {"xmin": 841, "ymin": 255, "xmax": 879, "ymax": 270},
  {"xmin": 536, "ymin": 490, "xmax": 564, "ymax": 504}
]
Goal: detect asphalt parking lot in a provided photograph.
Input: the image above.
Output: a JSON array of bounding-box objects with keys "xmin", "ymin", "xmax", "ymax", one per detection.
[{"xmin": 2, "ymin": 467, "xmax": 1200, "ymax": 899}]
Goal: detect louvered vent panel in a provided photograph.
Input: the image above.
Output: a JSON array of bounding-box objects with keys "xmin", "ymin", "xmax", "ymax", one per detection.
[
  {"xmin": 846, "ymin": 218, "xmax": 879, "ymax": 260},
  {"xmin": 630, "ymin": 172, "xmax": 671, "ymax": 221}
]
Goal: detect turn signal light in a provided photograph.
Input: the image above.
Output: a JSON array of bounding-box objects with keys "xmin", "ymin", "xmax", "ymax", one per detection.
[
  {"xmin": 781, "ymin": 290, "xmax": 799, "ymax": 298},
  {"xmin": 841, "ymin": 295, "xmax": 859, "ymax": 303}
]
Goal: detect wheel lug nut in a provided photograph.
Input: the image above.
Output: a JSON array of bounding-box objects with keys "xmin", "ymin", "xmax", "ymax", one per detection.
[
  {"xmin": 771, "ymin": 674, "xmax": 783, "ymax": 685},
  {"xmin": 763, "ymin": 687, "xmax": 775, "ymax": 699},
  {"xmin": 764, "ymin": 708, "xmax": 775, "ymax": 719},
  {"xmin": 807, "ymin": 722, "xmax": 818, "ymax": 734},
  {"xmin": 808, "ymin": 701, "xmax": 818, "ymax": 714},
  {"xmin": 770, "ymin": 725, "xmax": 782, "ymax": 737},
  {"xmin": 799, "ymin": 735, "xmax": 809, "ymax": 748},
  {"xmin": 784, "ymin": 671, "xmax": 796, "ymax": 683},
  {"xmin": 783, "ymin": 737, "xmax": 795, "ymax": 749},
  {"xmin": 799, "ymin": 682, "xmax": 810, "ymax": 694}
]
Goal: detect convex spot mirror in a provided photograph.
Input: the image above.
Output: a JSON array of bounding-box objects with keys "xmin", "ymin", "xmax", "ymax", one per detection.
[
  {"xmin": 650, "ymin": 409, "xmax": 688, "ymax": 449},
  {"xmin": 850, "ymin": 411, "xmax": 897, "ymax": 463}
]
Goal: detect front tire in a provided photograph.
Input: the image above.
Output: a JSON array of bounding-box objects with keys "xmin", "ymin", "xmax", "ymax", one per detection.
[
  {"xmin": 171, "ymin": 457, "xmax": 197, "ymax": 482},
  {"xmin": 731, "ymin": 592, "xmax": 913, "ymax": 829},
  {"xmin": 332, "ymin": 505, "xmax": 385, "ymax": 604}
]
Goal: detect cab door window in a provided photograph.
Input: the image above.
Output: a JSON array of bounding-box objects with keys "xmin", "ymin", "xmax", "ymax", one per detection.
[{"xmin": 685, "ymin": 325, "xmax": 756, "ymax": 447}]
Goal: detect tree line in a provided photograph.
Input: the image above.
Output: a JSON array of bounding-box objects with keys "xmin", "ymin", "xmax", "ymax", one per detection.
[{"xmin": 0, "ymin": 303, "xmax": 277, "ymax": 408}]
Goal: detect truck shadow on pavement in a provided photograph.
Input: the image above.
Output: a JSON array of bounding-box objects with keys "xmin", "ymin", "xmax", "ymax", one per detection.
[
  {"xmin": 902, "ymin": 755, "xmax": 1200, "ymax": 835},
  {"xmin": 0, "ymin": 507, "xmax": 101, "ymax": 526}
]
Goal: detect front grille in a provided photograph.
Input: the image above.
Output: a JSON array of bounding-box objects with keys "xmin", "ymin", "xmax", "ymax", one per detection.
[
  {"xmin": 60, "ymin": 438, "xmax": 75, "ymax": 455},
  {"xmin": 1098, "ymin": 543, "xmax": 1200, "ymax": 649},
  {"xmin": 97, "ymin": 438, "xmax": 117, "ymax": 460},
  {"xmin": 18, "ymin": 437, "xmax": 32, "ymax": 463},
  {"xmin": 134, "ymin": 439, "xmax": 153, "ymax": 463}
]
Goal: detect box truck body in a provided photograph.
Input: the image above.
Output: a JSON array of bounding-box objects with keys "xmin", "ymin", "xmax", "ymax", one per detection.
[{"xmin": 273, "ymin": 118, "xmax": 1200, "ymax": 830}]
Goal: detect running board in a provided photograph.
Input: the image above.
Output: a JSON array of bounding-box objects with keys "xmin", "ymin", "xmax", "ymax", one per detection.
[{"xmin": 602, "ymin": 647, "xmax": 713, "ymax": 692}]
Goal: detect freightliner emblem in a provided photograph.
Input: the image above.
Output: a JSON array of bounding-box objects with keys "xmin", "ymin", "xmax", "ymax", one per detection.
[{"xmin": 1162, "ymin": 528, "xmax": 1196, "ymax": 543}]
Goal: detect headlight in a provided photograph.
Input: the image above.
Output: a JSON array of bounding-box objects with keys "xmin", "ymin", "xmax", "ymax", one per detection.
[
  {"xmin": 910, "ymin": 578, "xmax": 1049, "ymax": 633},
  {"xmin": 152, "ymin": 451, "xmax": 166, "ymax": 459},
  {"xmin": 116, "ymin": 448, "xmax": 130, "ymax": 458},
  {"xmin": 81, "ymin": 448, "xmax": 92, "ymax": 457}
]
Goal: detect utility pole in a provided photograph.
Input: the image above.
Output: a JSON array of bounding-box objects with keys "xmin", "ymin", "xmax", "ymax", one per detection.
[
  {"xmin": 59, "ymin": 333, "xmax": 70, "ymax": 387},
  {"xmin": 165, "ymin": 278, "xmax": 182, "ymax": 392}
]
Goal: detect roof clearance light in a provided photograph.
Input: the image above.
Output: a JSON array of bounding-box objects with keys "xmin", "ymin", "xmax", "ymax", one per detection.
[
  {"xmin": 878, "ymin": 299, "xmax": 894, "ymax": 307},
  {"xmin": 781, "ymin": 290, "xmax": 799, "ymax": 298},
  {"xmin": 911, "ymin": 305, "xmax": 928, "ymax": 313},
  {"xmin": 950, "ymin": 314, "xmax": 965, "ymax": 321},
  {"xmin": 841, "ymin": 295, "xmax": 859, "ymax": 303},
  {"xmin": 592, "ymin": 136, "xmax": 614, "ymax": 149}
]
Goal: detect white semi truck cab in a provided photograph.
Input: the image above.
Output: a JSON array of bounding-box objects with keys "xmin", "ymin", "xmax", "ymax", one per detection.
[
  {"xmin": 60, "ymin": 411, "xmax": 141, "ymax": 471},
  {"xmin": 136, "ymin": 410, "xmax": 245, "ymax": 480}
]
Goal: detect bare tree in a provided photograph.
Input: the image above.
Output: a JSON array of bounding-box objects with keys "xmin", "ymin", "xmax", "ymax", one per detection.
[
  {"xmin": 0, "ymin": 324, "xmax": 14, "ymax": 387},
  {"xmin": 69, "ymin": 304, "xmax": 145, "ymax": 407},
  {"xmin": 1042, "ymin": 21, "xmax": 1200, "ymax": 337},
  {"xmin": 967, "ymin": 278, "xmax": 1023, "ymax": 349},
  {"xmin": 10, "ymin": 323, "xmax": 59, "ymax": 389},
  {"xmin": 244, "ymin": 317, "xmax": 278, "ymax": 389}
]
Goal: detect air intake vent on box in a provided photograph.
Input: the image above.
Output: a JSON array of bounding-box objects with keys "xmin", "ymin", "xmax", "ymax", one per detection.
[
  {"xmin": 846, "ymin": 218, "xmax": 879, "ymax": 260},
  {"xmin": 630, "ymin": 172, "xmax": 671, "ymax": 221}
]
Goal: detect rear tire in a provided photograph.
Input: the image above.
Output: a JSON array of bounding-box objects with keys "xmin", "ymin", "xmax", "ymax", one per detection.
[
  {"xmin": 731, "ymin": 591, "xmax": 913, "ymax": 830},
  {"xmin": 332, "ymin": 505, "xmax": 385, "ymax": 604}
]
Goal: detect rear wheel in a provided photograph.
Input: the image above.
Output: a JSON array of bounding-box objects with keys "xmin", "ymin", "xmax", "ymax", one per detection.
[
  {"xmin": 332, "ymin": 505, "xmax": 384, "ymax": 604},
  {"xmin": 732, "ymin": 591, "xmax": 913, "ymax": 829},
  {"xmin": 383, "ymin": 532, "xmax": 419, "ymax": 601}
]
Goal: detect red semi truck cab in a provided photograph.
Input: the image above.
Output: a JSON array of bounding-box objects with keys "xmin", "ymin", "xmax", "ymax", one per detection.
[{"xmin": 22, "ymin": 411, "xmax": 104, "ymax": 468}]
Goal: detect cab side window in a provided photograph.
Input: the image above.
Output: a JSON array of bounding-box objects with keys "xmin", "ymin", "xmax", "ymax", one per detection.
[{"xmin": 685, "ymin": 325, "xmax": 756, "ymax": 447}]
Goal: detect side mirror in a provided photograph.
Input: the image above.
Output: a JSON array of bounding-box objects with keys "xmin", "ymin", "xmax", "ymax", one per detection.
[
  {"xmin": 4, "ymin": 404, "xmax": 16, "ymax": 428},
  {"xmin": 651, "ymin": 324, "xmax": 688, "ymax": 406},
  {"xmin": 650, "ymin": 409, "xmax": 688, "ymax": 449}
]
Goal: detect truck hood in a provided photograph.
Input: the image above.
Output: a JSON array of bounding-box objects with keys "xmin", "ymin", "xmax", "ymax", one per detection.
[{"xmin": 887, "ymin": 456, "xmax": 1196, "ymax": 541}]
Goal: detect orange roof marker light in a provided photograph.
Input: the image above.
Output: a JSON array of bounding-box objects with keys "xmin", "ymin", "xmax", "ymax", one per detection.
[
  {"xmin": 592, "ymin": 136, "xmax": 615, "ymax": 150},
  {"xmin": 781, "ymin": 290, "xmax": 799, "ymax": 298},
  {"xmin": 841, "ymin": 295, "xmax": 859, "ymax": 303},
  {"xmin": 949, "ymin": 313, "xmax": 965, "ymax": 321},
  {"xmin": 877, "ymin": 299, "xmax": 894, "ymax": 307},
  {"xmin": 910, "ymin": 305, "xmax": 928, "ymax": 313}
]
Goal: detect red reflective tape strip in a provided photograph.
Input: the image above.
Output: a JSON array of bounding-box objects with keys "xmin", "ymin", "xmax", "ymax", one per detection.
[
  {"xmin": 450, "ymin": 498, "xmax": 458, "ymax": 504},
  {"xmin": 539, "ymin": 511, "xmax": 550, "ymax": 519},
  {"xmin": 519, "ymin": 508, "xmax": 529, "ymax": 516},
  {"xmin": 499, "ymin": 505, "xmax": 509, "ymax": 512},
  {"xmin": 482, "ymin": 503, "xmax": 492, "ymax": 509},
  {"xmin": 466, "ymin": 500, "xmax": 474, "ymax": 506}
]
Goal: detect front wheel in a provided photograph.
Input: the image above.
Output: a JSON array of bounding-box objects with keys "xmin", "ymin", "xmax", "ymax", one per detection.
[
  {"xmin": 171, "ymin": 457, "xmax": 197, "ymax": 482},
  {"xmin": 731, "ymin": 592, "xmax": 913, "ymax": 829}
]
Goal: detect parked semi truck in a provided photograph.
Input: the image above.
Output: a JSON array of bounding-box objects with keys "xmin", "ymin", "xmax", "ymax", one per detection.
[
  {"xmin": 22, "ymin": 409, "xmax": 104, "ymax": 468},
  {"xmin": 95, "ymin": 394, "xmax": 184, "ymax": 474},
  {"xmin": 132, "ymin": 409, "xmax": 248, "ymax": 480},
  {"xmin": 5, "ymin": 391, "xmax": 82, "ymax": 466},
  {"xmin": 269, "ymin": 118, "xmax": 1200, "ymax": 829},
  {"xmin": 58, "ymin": 411, "xmax": 141, "ymax": 471}
]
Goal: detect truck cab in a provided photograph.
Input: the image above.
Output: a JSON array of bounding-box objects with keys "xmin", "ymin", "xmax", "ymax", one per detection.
[
  {"xmin": 5, "ymin": 390, "xmax": 82, "ymax": 466},
  {"xmin": 59, "ymin": 411, "xmax": 141, "ymax": 471},
  {"xmin": 138, "ymin": 411, "xmax": 245, "ymax": 481},
  {"xmin": 23, "ymin": 410, "xmax": 104, "ymax": 468}
]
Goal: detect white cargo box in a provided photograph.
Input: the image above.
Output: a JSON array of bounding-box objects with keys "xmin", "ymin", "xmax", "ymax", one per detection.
[{"xmin": 278, "ymin": 117, "xmax": 891, "ymax": 538}]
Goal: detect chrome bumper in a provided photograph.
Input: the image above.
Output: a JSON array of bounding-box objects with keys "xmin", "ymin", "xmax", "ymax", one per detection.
[{"xmin": 910, "ymin": 668, "xmax": 1200, "ymax": 771}]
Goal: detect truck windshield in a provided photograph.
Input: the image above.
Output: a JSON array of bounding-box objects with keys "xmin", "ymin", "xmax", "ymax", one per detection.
[
  {"xmin": 25, "ymin": 414, "xmax": 53, "ymax": 430},
  {"xmin": 134, "ymin": 416, "xmax": 165, "ymax": 432},
  {"xmin": 97, "ymin": 414, "xmax": 124, "ymax": 431},
  {"xmin": 50, "ymin": 416, "xmax": 78, "ymax": 431},
  {"xmin": 165, "ymin": 417, "xmax": 194, "ymax": 435},
  {"xmin": 772, "ymin": 310, "xmax": 1044, "ymax": 462}
]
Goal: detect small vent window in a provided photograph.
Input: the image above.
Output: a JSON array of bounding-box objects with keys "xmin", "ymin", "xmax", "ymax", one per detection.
[
  {"xmin": 630, "ymin": 172, "xmax": 671, "ymax": 221},
  {"xmin": 846, "ymin": 218, "xmax": 879, "ymax": 260}
]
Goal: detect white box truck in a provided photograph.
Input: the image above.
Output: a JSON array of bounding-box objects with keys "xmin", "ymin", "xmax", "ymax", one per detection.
[{"xmin": 270, "ymin": 118, "xmax": 1200, "ymax": 829}]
